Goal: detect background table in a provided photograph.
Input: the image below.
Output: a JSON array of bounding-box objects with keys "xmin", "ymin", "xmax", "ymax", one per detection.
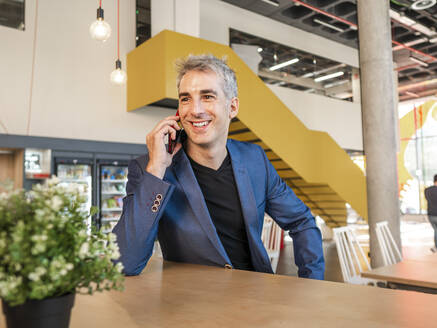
[
  {"xmin": 361, "ymin": 254, "xmax": 437, "ymax": 293},
  {"xmin": 2, "ymin": 258, "xmax": 437, "ymax": 327}
]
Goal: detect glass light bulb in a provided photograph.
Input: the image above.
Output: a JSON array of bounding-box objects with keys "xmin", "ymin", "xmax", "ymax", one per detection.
[
  {"xmin": 110, "ymin": 68, "xmax": 127, "ymax": 85},
  {"xmin": 89, "ymin": 19, "xmax": 111, "ymax": 42}
]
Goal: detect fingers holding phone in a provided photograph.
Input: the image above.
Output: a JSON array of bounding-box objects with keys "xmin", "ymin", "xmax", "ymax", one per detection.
[{"xmin": 145, "ymin": 115, "xmax": 182, "ymax": 179}]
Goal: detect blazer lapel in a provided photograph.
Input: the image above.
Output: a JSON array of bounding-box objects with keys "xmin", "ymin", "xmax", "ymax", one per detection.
[
  {"xmin": 227, "ymin": 140, "xmax": 273, "ymax": 271},
  {"xmin": 227, "ymin": 141, "xmax": 259, "ymax": 231},
  {"xmin": 171, "ymin": 149, "xmax": 230, "ymax": 263}
]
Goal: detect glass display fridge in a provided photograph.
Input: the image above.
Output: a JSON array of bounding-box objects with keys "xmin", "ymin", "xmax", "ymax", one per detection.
[
  {"xmin": 54, "ymin": 158, "xmax": 93, "ymax": 230},
  {"xmin": 97, "ymin": 160, "xmax": 129, "ymax": 233}
]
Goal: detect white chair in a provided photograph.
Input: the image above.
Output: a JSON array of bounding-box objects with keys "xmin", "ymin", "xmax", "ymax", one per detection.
[
  {"xmin": 375, "ymin": 221, "xmax": 402, "ymax": 266},
  {"xmin": 333, "ymin": 226, "xmax": 375, "ymax": 285},
  {"xmin": 261, "ymin": 215, "xmax": 282, "ymax": 273}
]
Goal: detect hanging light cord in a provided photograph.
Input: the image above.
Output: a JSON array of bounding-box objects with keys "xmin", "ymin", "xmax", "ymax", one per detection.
[
  {"xmin": 117, "ymin": 0, "xmax": 120, "ymax": 60},
  {"xmin": 99, "ymin": 0, "xmax": 102, "ymax": 7},
  {"xmin": 26, "ymin": 0, "xmax": 39, "ymax": 135}
]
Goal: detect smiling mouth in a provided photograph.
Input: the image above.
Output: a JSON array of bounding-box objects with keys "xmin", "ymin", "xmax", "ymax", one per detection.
[{"xmin": 191, "ymin": 121, "xmax": 211, "ymax": 128}]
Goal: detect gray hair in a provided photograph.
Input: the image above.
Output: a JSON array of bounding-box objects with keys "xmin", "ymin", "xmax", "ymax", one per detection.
[{"xmin": 175, "ymin": 54, "xmax": 238, "ymax": 101}]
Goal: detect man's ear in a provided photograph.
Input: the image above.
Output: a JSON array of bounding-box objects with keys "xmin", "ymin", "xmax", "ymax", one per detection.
[{"xmin": 229, "ymin": 97, "xmax": 239, "ymax": 119}]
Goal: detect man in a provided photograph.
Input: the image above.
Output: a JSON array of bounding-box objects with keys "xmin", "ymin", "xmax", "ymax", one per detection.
[
  {"xmin": 425, "ymin": 174, "xmax": 437, "ymax": 253},
  {"xmin": 113, "ymin": 55, "xmax": 324, "ymax": 279}
]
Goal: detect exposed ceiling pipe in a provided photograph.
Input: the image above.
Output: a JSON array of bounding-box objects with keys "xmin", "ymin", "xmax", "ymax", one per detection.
[
  {"xmin": 398, "ymin": 77, "xmax": 437, "ymax": 93},
  {"xmin": 399, "ymin": 88, "xmax": 437, "ymax": 101},
  {"xmin": 291, "ymin": 0, "xmax": 437, "ymax": 64}
]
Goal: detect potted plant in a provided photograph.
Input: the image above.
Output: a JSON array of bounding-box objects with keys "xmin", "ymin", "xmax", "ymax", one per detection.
[{"xmin": 0, "ymin": 177, "xmax": 124, "ymax": 328}]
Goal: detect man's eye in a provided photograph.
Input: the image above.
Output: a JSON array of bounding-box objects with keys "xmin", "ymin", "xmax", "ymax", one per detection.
[
  {"xmin": 180, "ymin": 97, "xmax": 189, "ymax": 102},
  {"xmin": 203, "ymin": 95, "xmax": 214, "ymax": 100}
]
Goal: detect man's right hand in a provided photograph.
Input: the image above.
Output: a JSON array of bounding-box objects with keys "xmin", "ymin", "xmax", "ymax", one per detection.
[{"xmin": 145, "ymin": 115, "xmax": 182, "ymax": 179}]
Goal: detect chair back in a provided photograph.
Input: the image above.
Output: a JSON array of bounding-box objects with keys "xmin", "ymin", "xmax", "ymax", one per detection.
[
  {"xmin": 375, "ymin": 221, "xmax": 402, "ymax": 266},
  {"xmin": 333, "ymin": 226, "xmax": 372, "ymax": 284},
  {"xmin": 262, "ymin": 215, "xmax": 282, "ymax": 273}
]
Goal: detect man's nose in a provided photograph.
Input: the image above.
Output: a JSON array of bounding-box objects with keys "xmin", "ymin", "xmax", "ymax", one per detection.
[{"xmin": 191, "ymin": 98, "xmax": 205, "ymax": 115}]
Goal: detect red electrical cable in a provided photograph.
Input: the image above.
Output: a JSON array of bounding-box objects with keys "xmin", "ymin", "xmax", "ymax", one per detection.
[
  {"xmin": 117, "ymin": 0, "xmax": 120, "ymax": 60},
  {"xmin": 292, "ymin": 0, "xmax": 357, "ymax": 28},
  {"xmin": 99, "ymin": 0, "xmax": 102, "ymax": 8}
]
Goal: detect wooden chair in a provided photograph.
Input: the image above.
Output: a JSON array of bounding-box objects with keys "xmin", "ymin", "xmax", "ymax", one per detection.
[
  {"xmin": 375, "ymin": 221, "xmax": 402, "ymax": 266},
  {"xmin": 333, "ymin": 226, "xmax": 375, "ymax": 285},
  {"xmin": 261, "ymin": 215, "xmax": 282, "ymax": 273}
]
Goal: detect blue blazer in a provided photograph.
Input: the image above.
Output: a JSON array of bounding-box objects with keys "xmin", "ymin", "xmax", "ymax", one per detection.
[{"xmin": 113, "ymin": 139, "xmax": 324, "ymax": 279}]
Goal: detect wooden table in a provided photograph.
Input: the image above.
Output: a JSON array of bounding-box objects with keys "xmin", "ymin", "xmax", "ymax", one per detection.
[
  {"xmin": 3, "ymin": 258, "xmax": 437, "ymax": 328},
  {"xmin": 361, "ymin": 254, "xmax": 437, "ymax": 293}
]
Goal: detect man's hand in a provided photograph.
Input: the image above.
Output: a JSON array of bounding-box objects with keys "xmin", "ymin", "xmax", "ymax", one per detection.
[{"xmin": 145, "ymin": 115, "xmax": 182, "ymax": 179}]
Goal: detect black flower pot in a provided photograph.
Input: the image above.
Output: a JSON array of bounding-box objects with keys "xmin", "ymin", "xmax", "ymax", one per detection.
[{"xmin": 2, "ymin": 293, "xmax": 75, "ymax": 328}]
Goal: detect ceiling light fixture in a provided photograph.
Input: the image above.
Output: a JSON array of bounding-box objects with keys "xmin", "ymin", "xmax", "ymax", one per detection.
[
  {"xmin": 430, "ymin": 37, "xmax": 437, "ymax": 43},
  {"xmin": 261, "ymin": 0, "xmax": 280, "ymax": 7},
  {"xmin": 269, "ymin": 58, "xmax": 299, "ymax": 71},
  {"xmin": 313, "ymin": 18, "xmax": 345, "ymax": 33},
  {"xmin": 314, "ymin": 71, "xmax": 344, "ymax": 82},
  {"xmin": 409, "ymin": 56, "xmax": 429, "ymax": 67},
  {"xmin": 89, "ymin": 0, "xmax": 111, "ymax": 42},
  {"xmin": 110, "ymin": 0, "xmax": 127, "ymax": 85},
  {"xmin": 257, "ymin": 47, "xmax": 263, "ymax": 52},
  {"xmin": 324, "ymin": 79, "xmax": 349, "ymax": 89},
  {"xmin": 411, "ymin": 0, "xmax": 437, "ymax": 10}
]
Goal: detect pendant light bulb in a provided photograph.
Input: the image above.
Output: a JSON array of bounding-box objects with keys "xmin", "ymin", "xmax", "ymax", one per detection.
[
  {"xmin": 110, "ymin": 60, "xmax": 127, "ymax": 85},
  {"xmin": 89, "ymin": 7, "xmax": 111, "ymax": 42}
]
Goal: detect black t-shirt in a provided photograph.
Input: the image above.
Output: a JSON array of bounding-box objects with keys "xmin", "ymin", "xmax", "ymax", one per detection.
[
  {"xmin": 188, "ymin": 153, "xmax": 254, "ymax": 271},
  {"xmin": 425, "ymin": 185, "xmax": 437, "ymax": 216}
]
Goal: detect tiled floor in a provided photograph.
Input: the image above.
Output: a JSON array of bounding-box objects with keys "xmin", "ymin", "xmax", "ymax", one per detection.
[{"xmin": 276, "ymin": 216, "xmax": 436, "ymax": 282}]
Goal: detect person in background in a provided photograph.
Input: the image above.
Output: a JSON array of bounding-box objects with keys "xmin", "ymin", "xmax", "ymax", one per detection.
[
  {"xmin": 113, "ymin": 54, "xmax": 324, "ymax": 279},
  {"xmin": 425, "ymin": 174, "xmax": 437, "ymax": 253}
]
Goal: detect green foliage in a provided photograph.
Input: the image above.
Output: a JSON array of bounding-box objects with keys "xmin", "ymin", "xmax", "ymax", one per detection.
[{"xmin": 0, "ymin": 177, "xmax": 124, "ymax": 306}]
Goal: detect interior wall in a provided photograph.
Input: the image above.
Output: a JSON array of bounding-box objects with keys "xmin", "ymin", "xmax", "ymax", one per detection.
[
  {"xmin": 0, "ymin": 0, "xmax": 174, "ymax": 145},
  {"xmin": 269, "ymin": 85, "xmax": 363, "ymax": 151}
]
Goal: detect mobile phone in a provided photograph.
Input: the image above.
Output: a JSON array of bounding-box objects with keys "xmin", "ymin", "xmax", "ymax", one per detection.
[{"xmin": 167, "ymin": 110, "xmax": 184, "ymax": 154}]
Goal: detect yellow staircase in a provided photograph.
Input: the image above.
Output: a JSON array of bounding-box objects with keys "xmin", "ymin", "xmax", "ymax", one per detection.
[{"xmin": 127, "ymin": 30, "xmax": 367, "ymax": 227}]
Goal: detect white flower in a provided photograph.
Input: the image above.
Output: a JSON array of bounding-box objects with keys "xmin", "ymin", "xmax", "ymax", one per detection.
[
  {"xmin": 66, "ymin": 263, "xmax": 74, "ymax": 271},
  {"xmin": 110, "ymin": 249, "xmax": 121, "ymax": 260},
  {"xmin": 50, "ymin": 196, "xmax": 63, "ymax": 211},
  {"xmin": 47, "ymin": 176, "xmax": 60, "ymax": 186},
  {"xmin": 59, "ymin": 269, "xmax": 67, "ymax": 276},
  {"xmin": 115, "ymin": 262, "xmax": 124, "ymax": 273},
  {"xmin": 31, "ymin": 243, "xmax": 46, "ymax": 255},
  {"xmin": 28, "ymin": 272, "xmax": 40, "ymax": 281},
  {"xmin": 79, "ymin": 242, "xmax": 89, "ymax": 259},
  {"xmin": 35, "ymin": 267, "xmax": 46, "ymax": 276},
  {"xmin": 108, "ymin": 233, "xmax": 117, "ymax": 242}
]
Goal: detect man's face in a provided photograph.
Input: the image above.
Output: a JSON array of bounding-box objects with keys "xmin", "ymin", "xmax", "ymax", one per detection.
[{"xmin": 178, "ymin": 70, "xmax": 238, "ymax": 149}]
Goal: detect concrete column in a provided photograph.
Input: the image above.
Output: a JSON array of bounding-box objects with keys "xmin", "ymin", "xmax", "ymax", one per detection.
[
  {"xmin": 151, "ymin": 0, "xmax": 199, "ymax": 38},
  {"xmin": 357, "ymin": 0, "xmax": 401, "ymax": 268}
]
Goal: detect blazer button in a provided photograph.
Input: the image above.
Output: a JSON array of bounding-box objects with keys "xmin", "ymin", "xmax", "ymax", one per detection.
[
  {"xmin": 154, "ymin": 200, "xmax": 160, "ymax": 206},
  {"xmin": 156, "ymin": 194, "xmax": 163, "ymax": 200},
  {"xmin": 224, "ymin": 264, "xmax": 232, "ymax": 269},
  {"xmin": 151, "ymin": 205, "xmax": 158, "ymax": 212}
]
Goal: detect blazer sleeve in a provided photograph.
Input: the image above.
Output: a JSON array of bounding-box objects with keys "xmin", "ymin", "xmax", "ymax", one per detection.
[
  {"xmin": 260, "ymin": 147, "xmax": 325, "ymax": 280},
  {"xmin": 112, "ymin": 158, "xmax": 175, "ymax": 275}
]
